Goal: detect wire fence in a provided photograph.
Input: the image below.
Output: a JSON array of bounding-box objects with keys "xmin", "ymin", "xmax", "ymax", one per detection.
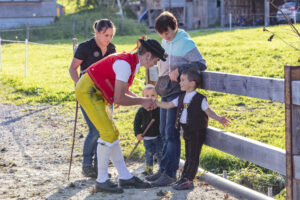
[{"xmin": 0, "ymin": 38, "xmax": 71, "ymax": 78}]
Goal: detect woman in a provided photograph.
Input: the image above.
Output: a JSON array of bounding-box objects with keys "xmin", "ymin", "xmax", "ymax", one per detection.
[{"xmin": 69, "ymin": 19, "xmax": 116, "ymax": 178}]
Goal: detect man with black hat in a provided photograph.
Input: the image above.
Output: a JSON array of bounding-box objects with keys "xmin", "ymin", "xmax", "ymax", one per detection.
[{"xmin": 75, "ymin": 38, "xmax": 166, "ymax": 193}]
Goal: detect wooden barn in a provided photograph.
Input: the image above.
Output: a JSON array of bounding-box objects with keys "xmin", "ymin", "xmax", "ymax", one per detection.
[
  {"xmin": 0, "ymin": 0, "xmax": 57, "ymax": 29},
  {"xmin": 143, "ymin": 0, "xmax": 286, "ymax": 29}
]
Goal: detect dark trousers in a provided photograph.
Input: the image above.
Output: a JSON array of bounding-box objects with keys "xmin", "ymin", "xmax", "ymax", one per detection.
[
  {"xmin": 159, "ymin": 93, "xmax": 181, "ymax": 178},
  {"xmin": 181, "ymin": 124, "xmax": 206, "ymax": 180}
]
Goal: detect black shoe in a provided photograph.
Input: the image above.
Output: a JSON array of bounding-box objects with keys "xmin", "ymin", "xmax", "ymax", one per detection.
[
  {"xmin": 145, "ymin": 170, "xmax": 162, "ymax": 182},
  {"xmin": 119, "ymin": 176, "xmax": 151, "ymax": 189},
  {"xmin": 95, "ymin": 180, "xmax": 123, "ymax": 193},
  {"xmin": 151, "ymin": 172, "xmax": 176, "ymax": 187},
  {"xmin": 82, "ymin": 166, "xmax": 97, "ymax": 178}
]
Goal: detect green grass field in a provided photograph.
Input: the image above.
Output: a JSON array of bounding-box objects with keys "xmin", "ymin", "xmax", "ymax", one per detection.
[{"xmin": 0, "ymin": 25, "xmax": 299, "ymax": 196}]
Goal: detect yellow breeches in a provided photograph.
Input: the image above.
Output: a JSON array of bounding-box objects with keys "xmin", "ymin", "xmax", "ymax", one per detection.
[{"xmin": 75, "ymin": 73, "xmax": 119, "ymax": 143}]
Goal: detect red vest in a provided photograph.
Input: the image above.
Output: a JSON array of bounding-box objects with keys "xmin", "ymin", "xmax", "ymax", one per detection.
[{"xmin": 87, "ymin": 53, "xmax": 139, "ymax": 105}]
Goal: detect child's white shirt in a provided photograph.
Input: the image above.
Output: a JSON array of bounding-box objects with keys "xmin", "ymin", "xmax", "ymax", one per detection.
[{"xmin": 172, "ymin": 91, "xmax": 209, "ymax": 124}]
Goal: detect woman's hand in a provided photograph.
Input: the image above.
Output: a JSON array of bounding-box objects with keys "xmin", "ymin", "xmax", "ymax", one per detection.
[{"xmin": 141, "ymin": 98, "xmax": 157, "ymax": 111}]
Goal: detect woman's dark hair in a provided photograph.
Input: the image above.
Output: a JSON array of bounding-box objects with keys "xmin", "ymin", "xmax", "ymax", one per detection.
[
  {"xmin": 181, "ymin": 67, "xmax": 202, "ymax": 88},
  {"xmin": 93, "ymin": 19, "xmax": 116, "ymax": 35},
  {"xmin": 155, "ymin": 11, "xmax": 178, "ymax": 34}
]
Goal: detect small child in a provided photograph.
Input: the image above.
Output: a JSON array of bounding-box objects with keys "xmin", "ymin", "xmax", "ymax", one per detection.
[
  {"xmin": 134, "ymin": 84, "xmax": 163, "ymax": 176},
  {"xmin": 155, "ymin": 67, "xmax": 230, "ymax": 190}
]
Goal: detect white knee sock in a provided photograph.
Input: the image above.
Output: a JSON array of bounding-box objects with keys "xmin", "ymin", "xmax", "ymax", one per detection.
[
  {"xmin": 96, "ymin": 143, "xmax": 111, "ymax": 183},
  {"xmin": 110, "ymin": 143, "xmax": 132, "ymax": 180}
]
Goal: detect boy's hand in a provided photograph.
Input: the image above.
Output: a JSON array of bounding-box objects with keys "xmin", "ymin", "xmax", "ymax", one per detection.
[
  {"xmin": 218, "ymin": 115, "xmax": 231, "ymax": 126},
  {"xmin": 136, "ymin": 134, "xmax": 143, "ymax": 141}
]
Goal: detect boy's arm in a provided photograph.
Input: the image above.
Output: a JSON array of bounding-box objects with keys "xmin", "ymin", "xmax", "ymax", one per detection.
[
  {"xmin": 155, "ymin": 100, "xmax": 176, "ymax": 109},
  {"xmin": 204, "ymin": 108, "xmax": 230, "ymax": 126}
]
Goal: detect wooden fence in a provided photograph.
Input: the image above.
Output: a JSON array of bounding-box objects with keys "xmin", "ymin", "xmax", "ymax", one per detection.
[{"xmin": 197, "ymin": 67, "xmax": 300, "ymax": 199}]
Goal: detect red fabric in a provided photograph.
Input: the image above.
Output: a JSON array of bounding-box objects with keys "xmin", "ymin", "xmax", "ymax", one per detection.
[{"xmin": 87, "ymin": 53, "xmax": 139, "ymax": 105}]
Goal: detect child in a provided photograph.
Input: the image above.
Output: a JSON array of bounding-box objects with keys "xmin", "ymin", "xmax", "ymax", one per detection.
[
  {"xmin": 134, "ymin": 84, "xmax": 163, "ymax": 176},
  {"xmin": 155, "ymin": 68, "xmax": 230, "ymax": 190}
]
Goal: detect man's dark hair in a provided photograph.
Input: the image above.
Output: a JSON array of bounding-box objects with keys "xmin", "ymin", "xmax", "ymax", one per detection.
[
  {"xmin": 155, "ymin": 11, "xmax": 178, "ymax": 34},
  {"xmin": 181, "ymin": 67, "xmax": 202, "ymax": 88},
  {"xmin": 137, "ymin": 39, "xmax": 166, "ymax": 61}
]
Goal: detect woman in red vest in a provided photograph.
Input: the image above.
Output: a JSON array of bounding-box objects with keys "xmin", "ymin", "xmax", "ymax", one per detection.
[{"xmin": 75, "ymin": 38, "xmax": 166, "ymax": 193}]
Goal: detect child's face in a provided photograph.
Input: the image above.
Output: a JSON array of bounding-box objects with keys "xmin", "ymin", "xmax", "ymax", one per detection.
[
  {"xmin": 180, "ymin": 74, "xmax": 196, "ymax": 92},
  {"xmin": 143, "ymin": 88, "xmax": 158, "ymax": 99}
]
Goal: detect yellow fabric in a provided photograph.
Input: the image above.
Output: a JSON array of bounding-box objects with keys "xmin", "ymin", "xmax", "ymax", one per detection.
[{"xmin": 75, "ymin": 73, "xmax": 119, "ymax": 143}]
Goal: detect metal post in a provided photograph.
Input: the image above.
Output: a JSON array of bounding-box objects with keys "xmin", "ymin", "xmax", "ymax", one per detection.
[
  {"xmin": 72, "ymin": 19, "xmax": 75, "ymax": 36},
  {"xmin": 117, "ymin": 0, "xmax": 124, "ymax": 34},
  {"xmin": 26, "ymin": 23, "xmax": 30, "ymax": 41},
  {"xmin": 24, "ymin": 39, "xmax": 28, "ymax": 77},
  {"xmin": 0, "ymin": 37, "xmax": 2, "ymax": 71},
  {"xmin": 220, "ymin": 0, "xmax": 225, "ymax": 28},
  {"xmin": 264, "ymin": 0, "xmax": 270, "ymax": 26},
  {"xmin": 229, "ymin": 13, "xmax": 232, "ymax": 30}
]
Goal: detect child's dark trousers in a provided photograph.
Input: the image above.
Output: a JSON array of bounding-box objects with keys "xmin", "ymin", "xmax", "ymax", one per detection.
[{"xmin": 181, "ymin": 124, "xmax": 206, "ymax": 180}]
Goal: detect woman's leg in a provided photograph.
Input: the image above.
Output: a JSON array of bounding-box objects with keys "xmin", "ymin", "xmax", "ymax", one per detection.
[{"xmin": 80, "ymin": 106, "xmax": 99, "ymax": 168}]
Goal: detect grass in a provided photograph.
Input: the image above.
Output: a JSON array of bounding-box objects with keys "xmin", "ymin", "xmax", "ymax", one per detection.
[{"xmin": 0, "ymin": 24, "xmax": 299, "ymax": 196}]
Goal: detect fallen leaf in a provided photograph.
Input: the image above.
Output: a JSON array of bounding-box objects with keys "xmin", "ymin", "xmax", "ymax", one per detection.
[{"xmin": 224, "ymin": 193, "xmax": 229, "ymax": 199}]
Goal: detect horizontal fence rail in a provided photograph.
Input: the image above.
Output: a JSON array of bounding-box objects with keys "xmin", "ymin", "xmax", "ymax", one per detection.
[
  {"xmin": 198, "ymin": 71, "xmax": 300, "ymax": 179},
  {"xmin": 201, "ymin": 71, "xmax": 300, "ymax": 105},
  {"xmin": 205, "ymin": 126, "xmax": 286, "ymax": 175}
]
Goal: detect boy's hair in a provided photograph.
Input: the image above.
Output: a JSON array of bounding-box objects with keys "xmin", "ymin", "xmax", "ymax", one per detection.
[
  {"xmin": 142, "ymin": 84, "xmax": 156, "ymax": 95},
  {"xmin": 155, "ymin": 11, "xmax": 178, "ymax": 34},
  {"xmin": 181, "ymin": 67, "xmax": 202, "ymax": 88}
]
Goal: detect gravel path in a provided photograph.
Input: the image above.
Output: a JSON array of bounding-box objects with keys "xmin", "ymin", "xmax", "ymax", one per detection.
[{"xmin": 0, "ymin": 103, "xmax": 238, "ymax": 200}]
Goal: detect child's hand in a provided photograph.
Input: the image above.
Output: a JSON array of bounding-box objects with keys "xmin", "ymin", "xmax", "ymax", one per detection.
[
  {"xmin": 219, "ymin": 115, "xmax": 231, "ymax": 126},
  {"xmin": 136, "ymin": 134, "xmax": 143, "ymax": 141}
]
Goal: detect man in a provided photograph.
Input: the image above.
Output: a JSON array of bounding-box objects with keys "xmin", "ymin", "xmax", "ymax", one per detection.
[{"xmin": 75, "ymin": 38, "xmax": 166, "ymax": 193}]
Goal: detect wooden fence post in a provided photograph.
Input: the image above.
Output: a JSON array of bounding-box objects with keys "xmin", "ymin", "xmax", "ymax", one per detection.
[
  {"xmin": 284, "ymin": 65, "xmax": 300, "ymax": 200},
  {"xmin": 72, "ymin": 38, "xmax": 77, "ymax": 55}
]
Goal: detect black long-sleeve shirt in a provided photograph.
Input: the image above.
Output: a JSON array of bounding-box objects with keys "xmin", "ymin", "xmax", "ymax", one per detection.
[{"xmin": 134, "ymin": 107, "xmax": 160, "ymax": 137}]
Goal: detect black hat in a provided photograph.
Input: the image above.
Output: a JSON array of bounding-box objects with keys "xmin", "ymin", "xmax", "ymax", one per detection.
[{"xmin": 139, "ymin": 39, "xmax": 166, "ymax": 61}]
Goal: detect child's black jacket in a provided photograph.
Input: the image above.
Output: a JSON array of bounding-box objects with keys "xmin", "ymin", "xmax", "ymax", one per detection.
[{"xmin": 134, "ymin": 107, "xmax": 160, "ymax": 137}]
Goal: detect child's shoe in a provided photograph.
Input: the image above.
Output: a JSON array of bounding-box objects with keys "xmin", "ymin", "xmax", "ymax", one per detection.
[
  {"xmin": 142, "ymin": 165, "xmax": 153, "ymax": 176},
  {"xmin": 172, "ymin": 178, "xmax": 194, "ymax": 190}
]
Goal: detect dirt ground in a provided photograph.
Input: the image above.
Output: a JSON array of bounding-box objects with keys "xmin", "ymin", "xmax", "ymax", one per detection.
[{"xmin": 0, "ymin": 103, "xmax": 239, "ymax": 200}]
